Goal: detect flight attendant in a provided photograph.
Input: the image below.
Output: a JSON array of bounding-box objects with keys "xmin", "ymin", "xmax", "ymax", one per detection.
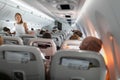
[{"xmin": 14, "ymin": 13, "xmax": 29, "ymax": 36}]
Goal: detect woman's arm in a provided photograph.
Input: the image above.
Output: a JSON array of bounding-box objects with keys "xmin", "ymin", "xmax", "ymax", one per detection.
[{"xmin": 23, "ymin": 22, "xmax": 29, "ymax": 34}]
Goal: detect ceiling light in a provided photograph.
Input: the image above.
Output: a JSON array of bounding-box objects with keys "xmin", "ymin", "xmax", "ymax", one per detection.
[{"xmin": 52, "ymin": 0, "xmax": 57, "ymax": 3}]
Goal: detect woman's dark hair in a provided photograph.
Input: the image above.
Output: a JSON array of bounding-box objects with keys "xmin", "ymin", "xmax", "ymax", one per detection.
[{"xmin": 15, "ymin": 13, "xmax": 23, "ymax": 24}]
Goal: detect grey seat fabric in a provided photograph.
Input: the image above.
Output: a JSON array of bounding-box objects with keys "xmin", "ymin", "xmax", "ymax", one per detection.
[
  {"xmin": 3, "ymin": 36, "xmax": 23, "ymax": 45},
  {"xmin": 0, "ymin": 45, "xmax": 45, "ymax": 80},
  {"xmin": 50, "ymin": 50, "xmax": 107, "ymax": 80}
]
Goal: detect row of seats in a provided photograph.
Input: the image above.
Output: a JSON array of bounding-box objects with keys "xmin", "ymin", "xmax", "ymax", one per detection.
[
  {"xmin": 2, "ymin": 35, "xmax": 85, "ymax": 60},
  {"xmin": 2, "ymin": 35, "xmax": 82, "ymax": 57},
  {"xmin": 2, "ymin": 36, "xmax": 57, "ymax": 59},
  {"xmin": 0, "ymin": 45, "xmax": 107, "ymax": 80},
  {"xmin": 0, "ymin": 30, "xmax": 69, "ymax": 51},
  {"xmin": 0, "ymin": 30, "xmax": 69, "ymax": 48},
  {"xmin": 36, "ymin": 31, "xmax": 68, "ymax": 48}
]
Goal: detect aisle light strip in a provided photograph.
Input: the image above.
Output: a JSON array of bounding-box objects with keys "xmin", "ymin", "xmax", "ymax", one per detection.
[{"xmin": 10, "ymin": 0, "xmax": 54, "ymax": 21}]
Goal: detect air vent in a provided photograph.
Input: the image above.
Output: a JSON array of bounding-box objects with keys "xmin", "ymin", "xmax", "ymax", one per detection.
[
  {"xmin": 57, "ymin": 4, "xmax": 74, "ymax": 10},
  {"xmin": 60, "ymin": 4, "xmax": 70, "ymax": 9},
  {"xmin": 65, "ymin": 15, "xmax": 71, "ymax": 18}
]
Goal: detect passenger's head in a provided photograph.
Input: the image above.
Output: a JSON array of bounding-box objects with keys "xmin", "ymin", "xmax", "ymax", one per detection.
[
  {"xmin": 3, "ymin": 27, "xmax": 10, "ymax": 32},
  {"xmin": 74, "ymin": 31, "xmax": 82, "ymax": 37},
  {"xmin": 15, "ymin": 13, "xmax": 23, "ymax": 24},
  {"xmin": 80, "ymin": 36, "xmax": 102, "ymax": 52},
  {"xmin": 69, "ymin": 34, "xmax": 80, "ymax": 40},
  {"xmin": 73, "ymin": 30, "xmax": 82, "ymax": 37},
  {"xmin": 42, "ymin": 33, "xmax": 52, "ymax": 39}
]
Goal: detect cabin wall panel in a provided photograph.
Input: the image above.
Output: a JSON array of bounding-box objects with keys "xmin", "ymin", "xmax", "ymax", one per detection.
[{"xmin": 79, "ymin": 0, "xmax": 120, "ymax": 79}]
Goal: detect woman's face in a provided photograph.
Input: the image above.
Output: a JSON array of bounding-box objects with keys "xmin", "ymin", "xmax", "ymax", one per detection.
[{"xmin": 15, "ymin": 14, "xmax": 22, "ymax": 23}]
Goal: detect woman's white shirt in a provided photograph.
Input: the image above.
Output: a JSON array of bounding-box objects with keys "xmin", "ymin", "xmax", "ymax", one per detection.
[{"xmin": 14, "ymin": 23, "xmax": 26, "ymax": 36}]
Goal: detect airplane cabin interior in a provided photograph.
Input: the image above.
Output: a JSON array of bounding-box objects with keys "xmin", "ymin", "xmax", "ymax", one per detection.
[{"xmin": 0, "ymin": 0, "xmax": 120, "ymax": 80}]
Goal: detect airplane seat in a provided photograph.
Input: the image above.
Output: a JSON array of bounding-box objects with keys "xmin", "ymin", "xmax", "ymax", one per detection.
[
  {"xmin": 0, "ymin": 32, "xmax": 10, "ymax": 36},
  {"xmin": 19, "ymin": 34, "xmax": 37, "ymax": 45},
  {"xmin": 3, "ymin": 36, "xmax": 23, "ymax": 45},
  {"xmin": 62, "ymin": 33, "xmax": 66, "ymax": 40},
  {"xmin": 50, "ymin": 50, "xmax": 107, "ymax": 80},
  {"xmin": 28, "ymin": 38, "xmax": 57, "ymax": 59},
  {"xmin": 0, "ymin": 45, "xmax": 45, "ymax": 80},
  {"xmin": 60, "ymin": 35, "xmax": 64, "ymax": 43},
  {"xmin": 61, "ymin": 40, "xmax": 82, "ymax": 50},
  {"xmin": 54, "ymin": 33, "xmax": 64, "ymax": 43},
  {"xmin": 52, "ymin": 36, "xmax": 62, "ymax": 50}
]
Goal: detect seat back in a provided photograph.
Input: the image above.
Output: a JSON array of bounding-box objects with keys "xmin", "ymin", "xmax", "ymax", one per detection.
[
  {"xmin": 50, "ymin": 50, "xmax": 106, "ymax": 80},
  {"xmin": 61, "ymin": 40, "xmax": 82, "ymax": 50},
  {"xmin": 0, "ymin": 45, "xmax": 45, "ymax": 80},
  {"xmin": 3, "ymin": 36, "xmax": 23, "ymax": 45},
  {"xmin": 28, "ymin": 38, "xmax": 57, "ymax": 57},
  {"xmin": 19, "ymin": 34, "xmax": 36, "ymax": 45},
  {"xmin": 52, "ymin": 36, "xmax": 62, "ymax": 48},
  {"xmin": 0, "ymin": 32, "xmax": 9, "ymax": 36}
]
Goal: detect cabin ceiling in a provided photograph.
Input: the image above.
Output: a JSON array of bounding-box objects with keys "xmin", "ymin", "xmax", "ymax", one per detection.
[{"xmin": 22, "ymin": 0, "xmax": 86, "ymax": 24}]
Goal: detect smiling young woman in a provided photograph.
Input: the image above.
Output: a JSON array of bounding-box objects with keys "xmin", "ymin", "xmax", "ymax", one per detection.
[{"xmin": 13, "ymin": 13, "xmax": 29, "ymax": 36}]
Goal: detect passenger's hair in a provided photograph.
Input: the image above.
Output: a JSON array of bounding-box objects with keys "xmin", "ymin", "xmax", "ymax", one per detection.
[
  {"xmin": 69, "ymin": 33, "xmax": 80, "ymax": 40},
  {"xmin": 72, "ymin": 30, "xmax": 82, "ymax": 37},
  {"xmin": 42, "ymin": 33, "xmax": 52, "ymax": 39},
  {"xmin": 15, "ymin": 13, "xmax": 23, "ymax": 24},
  {"xmin": 3, "ymin": 27, "xmax": 10, "ymax": 32},
  {"xmin": 40, "ymin": 30, "xmax": 45, "ymax": 34},
  {"xmin": 80, "ymin": 36, "xmax": 102, "ymax": 52}
]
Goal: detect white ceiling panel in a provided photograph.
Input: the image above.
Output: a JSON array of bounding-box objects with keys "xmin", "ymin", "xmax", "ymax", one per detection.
[{"xmin": 22, "ymin": 0, "xmax": 86, "ymax": 24}]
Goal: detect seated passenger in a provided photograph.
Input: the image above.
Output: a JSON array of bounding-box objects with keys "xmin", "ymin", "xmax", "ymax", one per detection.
[
  {"xmin": 42, "ymin": 32, "xmax": 52, "ymax": 39},
  {"xmin": 80, "ymin": 36, "xmax": 102, "ymax": 52},
  {"xmin": 73, "ymin": 30, "xmax": 82, "ymax": 37},
  {"xmin": 69, "ymin": 32, "xmax": 80, "ymax": 40},
  {"xmin": 3, "ymin": 27, "xmax": 12, "ymax": 36},
  {"xmin": 79, "ymin": 36, "xmax": 110, "ymax": 80}
]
